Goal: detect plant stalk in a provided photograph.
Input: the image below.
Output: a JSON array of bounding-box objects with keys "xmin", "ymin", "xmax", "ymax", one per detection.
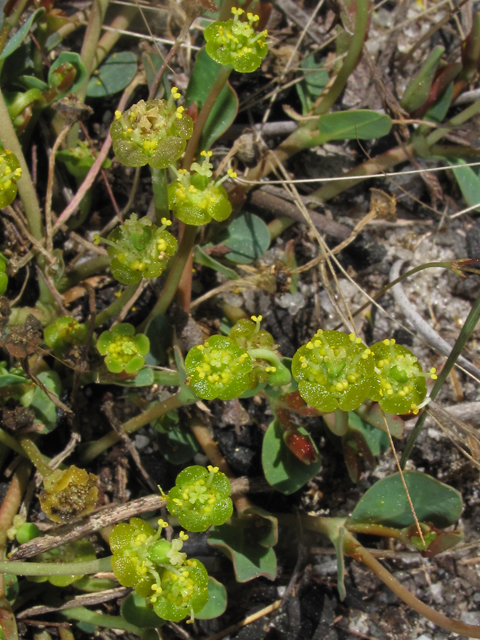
[
  {"xmin": 80, "ymin": 392, "xmax": 186, "ymax": 463},
  {"xmin": 343, "ymin": 529, "xmax": 480, "ymax": 638},
  {"xmin": 139, "ymin": 224, "xmax": 197, "ymax": 330},
  {"xmin": 0, "ymin": 556, "xmax": 112, "ymax": 576}
]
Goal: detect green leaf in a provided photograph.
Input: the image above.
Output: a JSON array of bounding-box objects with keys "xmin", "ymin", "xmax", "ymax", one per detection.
[
  {"xmin": 347, "ymin": 411, "xmax": 389, "ymax": 457},
  {"xmin": 121, "ymin": 593, "xmax": 164, "ymax": 628},
  {"xmin": 356, "ymin": 403, "xmax": 404, "ymax": 439},
  {"xmin": 142, "ymin": 52, "xmax": 169, "ymax": 96},
  {"xmin": 400, "ymin": 45, "xmax": 444, "ymax": 113},
  {"xmin": 350, "ymin": 471, "xmax": 463, "ymax": 529},
  {"xmin": 196, "ymin": 577, "xmax": 227, "ymax": 619},
  {"xmin": 0, "ymin": 373, "xmax": 27, "ymax": 388},
  {"xmin": 262, "ymin": 418, "xmax": 322, "ymax": 495},
  {"xmin": 186, "ymin": 49, "xmax": 238, "ymax": 150},
  {"xmin": 48, "ymin": 52, "xmax": 86, "ymax": 98},
  {"xmin": 144, "ymin": 316, "xmax": 173, "ymax": 367},
  {"xmin": 154, "ymin": 421, "xmax": 199, "ymax": 465},
  {"xmin": 22, "ymin": 371, "xmax": 61, "ymax": 434},
  {"xmin": 208, "ymin": 520, "xmax": 277, "ymax": 582},
  {"xmin": 449, "ymin": 157, "xmax": 480, "ymax": 212},
  {"xmin": 86, "ymin": 51, "xmax": 138, "ymax": 98},
  {"xmin": 315, "ymin": 110, "xmax": 392, "ymax": 144},
  {"xmin": 18, "ymin": 76, "xmax": 49, "ymax": 91},
  {"xmin": 193, "ymin": 245, "xmax": 239, "ymax": 280},
  {"xmin": 0, "ymin": 8, "xmax": 45, "ymax": 61},
  {"xmin": 296, "ymin": 54, "xmax": 328, "ymax": 115},
  {"xmin": 4, "ymin": 575, "xmax": 18, "ymax": 603},
  {"xmin": 221, "ymin": 212, "xmax": 270, "ymax": 264}
]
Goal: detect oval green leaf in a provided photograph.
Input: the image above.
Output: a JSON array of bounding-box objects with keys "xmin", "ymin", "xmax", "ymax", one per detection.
[
  {"xmin": 222, "ymin": 212, "xmax": 270, "ymax": 264},
  {"xmin": 350, "ymin": 470, "xmax": 463, "ymax": 529},
  {"xmin": 315, "ymin": 110, "xmax": 392, "ymax": 144},
  {"xmin": 262, "ymin": 418, "xmax": 322, "ymax": 495},
  {"xmin": 208, "ymin": 521, "xmax": 277, "ymax": 583},
  {"xmin": 196, "ymin": 577, "xmax": 227, "ymax": 619},
  {"xmin": 121, "ymin": 593, "xmax": 164, "ymax": 628},
  {"xmin": 87, "ymin": 51, "xmax": 138, "ymax": 98}
]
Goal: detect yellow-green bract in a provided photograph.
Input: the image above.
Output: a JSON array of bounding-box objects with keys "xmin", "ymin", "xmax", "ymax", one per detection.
[
  {"xmin": 97, "ymin": 323, "xmax": 150, "ymax": 374},
  {"xmin": 166, "ymin": 465, "xmax": 233, "ymax": 533},
  {"xmin": 204, "ymin": 8, "xmax": 268, "ymax": 73},
  {"xmin": 185, "ymin": 335, "xmax": 252, "ymax": 400},
  {"xmin": 110, "ymin": 95, "xmax": 193, "ymax": 169}
]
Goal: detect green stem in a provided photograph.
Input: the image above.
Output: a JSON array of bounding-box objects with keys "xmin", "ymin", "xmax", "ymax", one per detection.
[
  {"xmin": 183, "ymin": 65, "xmax": 233, "ymax": 168},
  {"xmin": 345, "ymin": 521, "xmax": 404, "ymax": 540},
  {"xmin": 80, "ymin": 392, "xmax": 186, "ymax": 463},
  {"xmin": 313, "ymin": 0, "xmax": 370, "ymax": 117},
  {"xmin": 247, "ymin": 348, "xmax": 291, "ymax": 385},
  {"xmin": 334, "ymin": 408, "xmax": 349, "ymax": 435},
  {"xmin": 401, "ymin": 287, "xmax": 480, "ymax": 467},
  {"xmin": 0, "ymin": 428, "xmax": 27, "ymax": 457},
  {"xmin": 94, "ymin": 282, "xmax": 140, "ymax": 328},
  {"xmin": 92, "ymin": 5, "xmax": 137, "ymax": 70},
  {"xmin": 19, "ymin": 437, "xmax": 52, "ymax": 477},
  {"xmin": 139, "ymin": 225, "xmax": 197, "ymax": 331},
  {"xmin": 0, "ymin": 88, "xmax": 44, "ymax": 244},
  {"xmin": 267, "ymin": 216, "xmax": 294, "ymax": 241},
  {"xmin": 59, "ymin": 255, "xmax": 111, "ymax": 292},
  {"xmin": 343, "ymin": 529, "xmax": 480, "ymax": 638},
  {"xmin": 61, "ymin": 606, "xmax": 153, "ymax": 639},
  {"xmin": 151, "ymin": 167, "xmax": 169, "ymax": 226},
  {"xmin": 424, "ymin": 98, "xmax": 480, "ymax": 147},
  {"xmin": 0, "ymin": 556, "xmax": 112, "ymax": 576}
]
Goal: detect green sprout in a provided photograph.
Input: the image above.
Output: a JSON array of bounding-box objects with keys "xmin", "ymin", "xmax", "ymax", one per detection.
[
  {"xmin": 166, "ymin": 465, "xmax": 233, "ymax": 533},
  {"xmin": 39, "ymin": 465, "xmax": 98, "ymax": 524},
  {"xmin": 94, "ymin": 214, "xmax": 177, "ymax": 285},
  {"xmin": 44, "ymin": 316, "xmax": 89, "ymax": 356},
  {"xmin": 185, "ymin": 335, "xmax": 252, "ymax": 400},
  {"xmin": 369, "ymin": 339, "xmax": 437, "ymax": 415},
  {"xmin": 0, "ymin": 149, "xmax": 22, "ymax": 208},
  {"xmin": 97, "ymin": 323, "xmax": 150, "ymax": 374},
  {"xmin": 29, "ymin": 539, "xmax": 97, "ymax": 587},
  {"xmin": 110, "ymin": 93, "xmax": 193, "ymax": 169},
  {"xmin": 110, "ymin": 517, "xmax": 209, "ymax": 622},
  {"xmin": 0, "ymin": 253, "xmax": 8, "ymax": 295},
  {"xmin": 204, "ymin": 8, "xmax": 269, "ymax": 73},
  {"xmin": 168, "ymin": 151, "xmax": 235, "ymax": 226},
  {"xmin": 292, "ymin": 330, "xmax": 376, "ymax": 413},
  {"xmin": 56, "ymin": 140, "xmax": 112, "ymax": 180}
]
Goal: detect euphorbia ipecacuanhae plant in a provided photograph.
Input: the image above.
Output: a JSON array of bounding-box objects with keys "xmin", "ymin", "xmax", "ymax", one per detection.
[
  {"xmin": 109, "ymin": 517, "xmax": 209, "ymax": 622},
  {"xmin": 168, "ymin": 150, "xmax": 236, "ymax": 226},
  {"xmin": 95, "ymin": 214, "xmax": 177, "ymax": 285},
  {"xmin": 110, "ymin": 93, "xmax": 193, "ymax": 169},
  {"xmin": 97, "ymin": 323, "xmax": 150, "ymax": 374},
  {"xmin": 204, "ymin": 7, "xmax": 269, "ymax": 73}
]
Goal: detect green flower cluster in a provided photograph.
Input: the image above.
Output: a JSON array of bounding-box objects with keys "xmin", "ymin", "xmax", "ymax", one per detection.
[
  {"xmin": 168, "ymin": 150, "xmax": 234, "ymax": 226},
  {"xmin": 185, "ymin": 334, "xmax": 252, "ymax": 400},
  {"xmin": 95, "ymin": 214, "xmax": 177, "ymax": 284},
  {"xmin": 44, "ymin": 316, "xmax": 89, "ymax": 356},
  {"xmin": 205, "ymin": 8, "xmax": 269, "ymax": 73},
  {"xmin": 166, "ymin": 465, "xmax": 233, "ymax": 533},
  {"xmin": 369, "ymin": 338, "xmax": 437, "ymax": 415},
  {"xmin": 110, "ymin": 93, "xmax": 193, "ymax": 169},
  {"xmin": 292, "ymin": 331, "xmax": 436, "ymax": 415},
  {"xmin": 57, "ymin": 140, "xmax": 112, "ymax": 179},
  {"xmin": 185, "ymin": 317, "xmax": 291, "ymax": 399},
  {"xmin": 0, "ymin": 149, "xmax": 22, "ymax": 208},
  {"xmin": 97, "ymin": 323, "xmax": 150, "ymax": 374},
  {"xmin": 110, "ymin": 517, "xmax": 209, "ymax": 622}
]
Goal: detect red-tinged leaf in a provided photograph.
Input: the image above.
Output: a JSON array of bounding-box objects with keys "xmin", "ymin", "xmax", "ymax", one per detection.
[
  {"xmin": 411, "ymin": 63, "xmax": 461, "ymax": 119},
  {"xmin": 285, "ymin": 431, "xmax": 318, "ymax": 464}
]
